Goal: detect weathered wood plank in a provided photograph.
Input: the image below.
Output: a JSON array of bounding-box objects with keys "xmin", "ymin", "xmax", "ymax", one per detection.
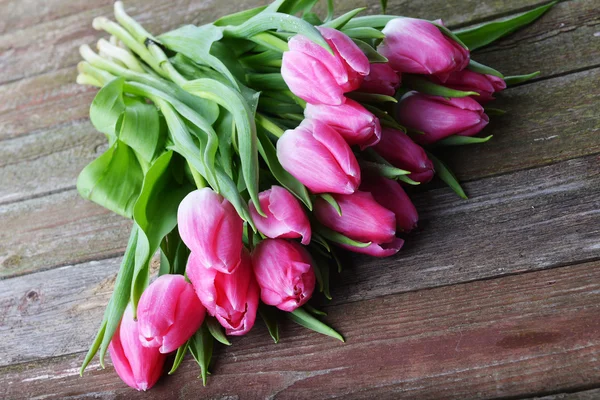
[
  {"xmin": 1, "ymin": 66, "xmax": 598, "ymax": 209},
  {"xmin": 0, "ymin": 190, "xmax": 130, "ymax": 278},
  {"xmin": 525, "ymin": 389, "xmax": 600, "ymax": 400},
  {"xmin": 0, "ymin": 0, "xmax": 550, "ymax": 37},
  {"xmin": 0, "ymin": 67, "xmax": 95, "ymax": 140},
  {"xmin": 474, "ymin": 0, "xmax": 600, "ymax": 79},
  {"xmin": 2, "ymin": 260, "xmax": 599, "ymax": 399},
  {"xmin": 0, "ymin": 0, "xmax": 578, "ymax": 86},
  {"xmin": 0, "ymin": 154, "xmax": 598, "ymax": 363}
]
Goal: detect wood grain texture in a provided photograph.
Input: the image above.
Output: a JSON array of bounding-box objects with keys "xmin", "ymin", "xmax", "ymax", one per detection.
[
  {"xmin": 2, "ymin": 260, "xmax": 599, "ymax": 399},
  {"xmin": 526, "ymin": 389, "xmax": 600, "ymax": 400},
  {"xmin": 0, "ymin": 0, "xmax": 576, "ymax": 87},
  {"xmin": 1, "ymin": 155, "xmax": 598, "ymax": 366},
  {"xmin": 474, "ymin": 0, "xmax": 600, "ymax": 79}
]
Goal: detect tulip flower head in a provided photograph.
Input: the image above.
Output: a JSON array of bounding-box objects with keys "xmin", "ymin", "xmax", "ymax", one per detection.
[
  {"xmin": 177, "ymin": 188, "xmax": 244, "ymax": 274},
  {"xmin": 252, "ymin": 239, "xmax": 316, "ymax": 312},
  {"xmin": 277, "ymin": 119, "xmax": 361, "ymax": 194},
  {"xmin": 361, "ymin": 175, "xmax": 419, "ymax": 233},
  {"xmin": 187, "ymin": 249, "xmax": 260, "ymax": 336},
  {"xmin": 396, "ymin": 92, "xmax": 489, "ymax": 145},
  {"xmin": 109, "ymin": 306, "xmax": 166, "ymax": 391},
  {"xmin": 314, "ymin": 191, "xmax": 404, "ymax": 257},
  {"xmin": 432, "ymin": 69, "xmax": 507, "ymax": 103},
  {"xmin": 137, "ymin": 274, "xmax": 206, "ymax": 354},
  {"xmin": 304, "ymin": 98, "xmax": 382, "ymax": 149},
  {"xmin": 249, "ymin": 186, "xmax": 311, "ymax": 245},
  {"xmin": 359, "ymin": 63, "xmax": 401, "ymax": 96},
  {"xmin": 281, "ymin": 27, "xmax": 369, "ymax": 105},
  {"xmin": 373, "ymin": 128, "xmax": 435, "ymax": 183},
  {"xmin": 378, "ymin": 17, "xmax": 469, "ymax": 80}
]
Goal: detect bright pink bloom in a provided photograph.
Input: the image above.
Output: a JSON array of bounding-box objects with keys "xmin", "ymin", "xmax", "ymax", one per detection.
[
  {"xmin": 359, "ymin": 63, "xmax": 401, "ymax": 96},
  {"xmin": 137, "ymin": 274, "xmax": 206, "ymax": 354},
  {"xmin": 314, "ymin": 191, "xmax": 403, "ymax": 257},
  {"xmin": 373, "ymin": 128, "xmax": 435, "ymax": 183},
  {"xmin": 304, "ymin": 98, "xmax": 381, "ymax": 149},
  {"xmin": 249, "ymin": 186, "xmax": 311, "ymax": 245},
  {"xmin": 432, "ymin": 69, "xmax": 506, "ymax": 103},
  {"xmin": 277, "ymin": 119, "xmax": 361, "ymax": 194},
  {"xmin": 252, "ymin": 239, "xmax": 316, "ymax": 312},
  {"xmin": 281, "ymin": 27, "xmax": 369, "ymax": 105},
  {"xmin": 378, "ymin": 18, "xmax": 469, "ymax": 79},
  {"xmin": 396, "ymin": 92, "xmax": 489, "ymax": 145},
  {"xmin": 177, "ymin": 188, "xmax": 244, "ymax": 274},
  {"xmin": 361, "ymin": 176, "xmax": 419, "ymax": 233},
  {"xmin": 187, "ymin": 249, "xmax": 259, "ymax": 336},
  {"xmin": 109, "ymin": 306, "xmax": 166, "ymax": 391}
]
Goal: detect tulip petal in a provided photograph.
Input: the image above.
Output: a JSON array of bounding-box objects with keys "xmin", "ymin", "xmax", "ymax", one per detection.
[{"xmin": 340, "ymin": 237, "xmax": 405, "ymax": 257}]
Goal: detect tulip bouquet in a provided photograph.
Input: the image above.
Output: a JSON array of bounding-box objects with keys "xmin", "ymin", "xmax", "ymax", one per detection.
[{"xmin": 75, "ymin": 0, "xmax": 555, "ymax": 390}]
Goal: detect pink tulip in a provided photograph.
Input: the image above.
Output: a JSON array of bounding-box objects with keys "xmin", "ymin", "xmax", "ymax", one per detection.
[
  {"xmin": 378, "ymin": 18, "xmax": 469, "ymax": 80},
  {"xmin": 277, "ymin": 119, "xmax": 361, "ymax": 194},
  {"xmin": 137, "ymin": 274, "xmax": 206, "ymax": 354},
  {"xmin": 360, "ymin": 176, "xmax": 418, "ymax": 233},
  {"xmin": 281, "ymin": 27, "xmax": 369, "ymax": 105},
  {"xmin": 178, "ymin": 188, "xmax": 244, "ymax": 274},
  {"xmin": 314, "ymin": 191, "xmax": 404, "ymax": 257},
  {"xmin": 373, "ymin": 128, "xmax": 435, "ymax": 183},
  {"xmin": 432, "ymin": 69, "xmax": 506, "ymax": 103},
  {"xmin": 109, "ymin": 306, "xmax": 166, "ymax": 391},
  {"xmin": 304, "ymin": 98, "xmax": 382, "ymax": 149},
  {"xmin": 396, "ymin": 92, "xmax": 489, "ymax": 145},
  {"xmin": 252, "ymin": 239, "xmax": 316, "ymax": 312},
  {"xmin": 359, "ymin": 63, "xmax": 401, "ymax": 96},
  {"xmin": 249, "ymin": 186, "xmax": 311, "ymax": 245},
  {"xmin": 187, "ymin": 249, "xmax": 259, "ymax": 336}
]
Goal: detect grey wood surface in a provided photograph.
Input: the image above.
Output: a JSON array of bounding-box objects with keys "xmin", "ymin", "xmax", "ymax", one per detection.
[{"xmin": 0, "ymin": 0, "xmax": 599, "ymax": 398}]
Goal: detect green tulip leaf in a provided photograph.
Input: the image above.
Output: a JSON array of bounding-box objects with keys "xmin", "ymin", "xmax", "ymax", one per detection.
[
  {"xmin": 159, "ymin": 24, "xmax": 239, "ymax": 89},
  {"xmin": 224, "ymin": 12, "xmax": 333, "ymax": 55},
  {"xmin": 427, "ymin": 151, "xmax": 468, "ymax": 199},
  {"xmin": 189, "ymin": 324, "xmax": 214, "ymax": 386},
  {"xmin": 168, "ymin": 341, "xmax": 189, "ymax": 375},
  {"xmin": 214, "ymin": 5, "xmax": 268, "ymax": 26},
  {"xmin": 80, "ymin": 226, "xmax": 140, "ymax": 374},
  {"xmin": 77, "ymin": 140, "xmax": 144, "ymax": 218},
  {"xmin": 504, "ymin": 71, "xmax": 540, "ymax": 86},
  {"xmin": 342, "ymin": 27, "xmax": 386, "ymax": 40},
  {"xmin": 454, "ymin": 1, "xmax": 557, "ymax": 51},
  {"xmin": 89, "ymin": 77, "xmax": 126, "ymax": 139},
  {"xmin": 206, "ymin": 316, "xmax": 232, "ymax": 345},
  {"xmin": 288, "ymin": 307, "xmax": 344, "ymax": 342},
  {"xmin": 130, "ymin": 151, "xmax": 193, "ymax": 310},
  {"xmin": 468, "ymin": 60, "xmax": 504, "ymax": 78},
  {"xmin": 403, "ymin": 75, "xmax": 479, "ymax": 98},
  {"xmin": 319, "ymin": 194, "xmax": 342, "ymax": 216},
  {"xmin": 183, "ymin": 78, "xmax": 263, "ymax": 216},
  {"xmin": 436, "ymin": 135, "xmax": 493, "ymax": 146},
  {"xmin": 346, "ymin": 92, "xmax": 397, "ymax": 104},
  {"xmin": 322, "ymin": 7, "xmax": 365, "ymax": 30},
  {"xmin": 315, "ymin": 225, "xmax": 372, "ymax": 248},
  {"xmin": 351, "ymin": 38, "xmax": 388, "ymax": 63},
  {"xmin": 259, "ymin": 304, "xmax": 280, "ymax": 343},
  {"xmin": 343, "ymin": 15, "xmax": 396, "ymax": 30},
  {"xmin": 119, "ymin": 97, "xmax": 162, "ymax": 163}
]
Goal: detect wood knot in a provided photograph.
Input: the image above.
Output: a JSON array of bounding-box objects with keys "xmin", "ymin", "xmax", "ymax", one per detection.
[{"xmin": 26, "ymin": 290, "xmax": 39, "ymax": 301}]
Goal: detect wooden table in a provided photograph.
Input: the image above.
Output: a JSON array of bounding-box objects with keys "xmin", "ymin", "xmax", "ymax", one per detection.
[{"xmin": 1, "ymin": 0, "xmax": 599, "ymax": 398}]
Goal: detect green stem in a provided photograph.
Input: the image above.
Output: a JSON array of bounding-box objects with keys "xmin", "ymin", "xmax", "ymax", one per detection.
[
  {"xmin": 255, "ymin": 114, "xmax": 285, "ymax": 138},
  {"xmin": 188, "ymin": 160, "xmax": 207, "ymax": 188},
  {"xmin": 113, "ymin": 1, "xmax": 158, "ymax": 44},
  {"xmin": 251, "ymin": 32, "xmax": 290, "ymax": 52}
]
